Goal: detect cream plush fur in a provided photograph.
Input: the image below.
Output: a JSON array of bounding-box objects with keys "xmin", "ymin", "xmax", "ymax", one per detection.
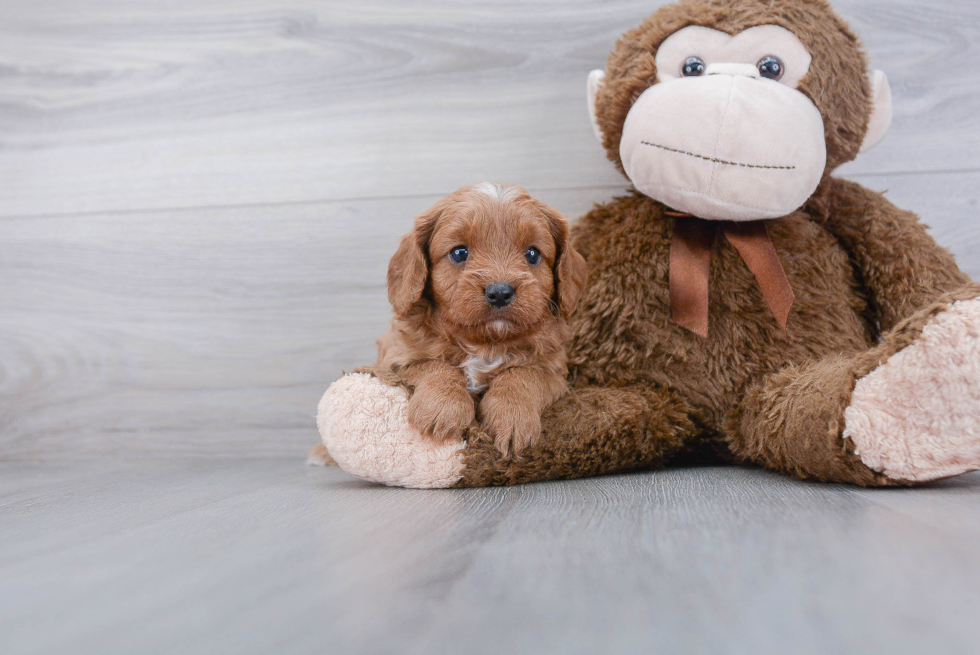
[
  {"xmin": 317, "ymin": 373, "xmax": 465, "ymax": 489},
  {"xmin": 844, "ymin": 298, "xmax": 980, "ymax": 482}
]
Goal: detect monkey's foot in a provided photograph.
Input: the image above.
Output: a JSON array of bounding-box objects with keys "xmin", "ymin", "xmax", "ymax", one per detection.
[
  {"xmin": 317, "ymin": 373, "xmax": 466, "ymax": 488},
  {"xmin": 844, "ymin": 298, "xmax": 980, "ymax": 482}
]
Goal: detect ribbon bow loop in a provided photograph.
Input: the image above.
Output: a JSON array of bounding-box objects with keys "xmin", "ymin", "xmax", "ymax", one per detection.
[{"xmin": 666, "ymin": 212, "xmax": 795, "ymax": 338}]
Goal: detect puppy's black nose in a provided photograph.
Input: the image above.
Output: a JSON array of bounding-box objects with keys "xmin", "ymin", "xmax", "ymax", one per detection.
[{"xmin": 484, "ymin": 283, "xmax": 515, "ymax": 308}]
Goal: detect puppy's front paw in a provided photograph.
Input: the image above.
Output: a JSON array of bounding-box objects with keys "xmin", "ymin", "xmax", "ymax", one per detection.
[
  {"xmin": 480, "ymin": 395, "xmax": 542, "ymax": 457},
  {"xmin": 408, "ymin": 386, "xmax": 475, "ymax": 442}
]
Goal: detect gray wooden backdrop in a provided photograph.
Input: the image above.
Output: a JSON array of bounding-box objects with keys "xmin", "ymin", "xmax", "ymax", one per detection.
[{"xmin": 2, "ymin": 0, "xmax": 979, "ymax": 460}]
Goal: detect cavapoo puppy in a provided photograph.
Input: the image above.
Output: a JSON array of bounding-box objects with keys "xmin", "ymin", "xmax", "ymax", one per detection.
[{"xmin": 378, "ymin": 182, "xmax": 588, "ymax": 455}]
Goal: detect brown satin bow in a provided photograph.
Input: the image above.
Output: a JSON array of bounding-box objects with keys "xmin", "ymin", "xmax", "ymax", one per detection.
[{"xmin": 666, "ymin": 211, "xmax": 795, "ymax": 338}]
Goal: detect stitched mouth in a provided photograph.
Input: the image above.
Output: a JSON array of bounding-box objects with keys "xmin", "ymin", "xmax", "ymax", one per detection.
[{"xmin": 640, "ymin": 141, "xmax": 796, "ymax": 171}]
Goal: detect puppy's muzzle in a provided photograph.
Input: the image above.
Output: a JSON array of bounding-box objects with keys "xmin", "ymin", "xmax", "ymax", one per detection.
[{"xmin": 484, "ymin": 283, "xmax": 515, "ymax": 309}]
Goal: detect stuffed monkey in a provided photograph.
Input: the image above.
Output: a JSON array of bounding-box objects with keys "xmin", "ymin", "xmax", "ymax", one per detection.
[{"xmin": 317, "ymin": 0, "xmax": 980, "ymax": 488}]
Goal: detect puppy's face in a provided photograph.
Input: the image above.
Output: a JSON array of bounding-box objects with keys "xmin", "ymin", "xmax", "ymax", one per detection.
[
  {"xmin": 428, "ymin": 192, "xmax": 556, "ymax": 341},
  {"xmin": 388, "ymin": 183, "xmax": 588, "ymax": 344}
]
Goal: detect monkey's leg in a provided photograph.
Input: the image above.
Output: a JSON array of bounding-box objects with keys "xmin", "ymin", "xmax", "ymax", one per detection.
[
  {"xmin": 318, "ymin": 374, "xmax": 697, "ymax": 489},
  {"xmin": 728, "ymin": 288, "xmax": 980, "ymax": 486}
]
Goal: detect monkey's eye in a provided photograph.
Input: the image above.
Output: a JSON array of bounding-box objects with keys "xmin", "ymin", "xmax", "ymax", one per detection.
[
  {"xmin": 449, "ymin": 246, "xmax": 469, "ymax": 264},
  {"xmin": 758, "ymin": 56, "xmax": 784, "ymax": 81},
  {"xmin": 682, "ymin": 57, "xmax": 706, "ymax": 77},
  {"xmin": 525, "ymin": 246, "xmax": 542, "ymax": 265}
]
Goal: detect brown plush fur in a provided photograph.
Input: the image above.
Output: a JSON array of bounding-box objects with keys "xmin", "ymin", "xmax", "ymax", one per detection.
[
  {"xmin": 378, "ymin": 184, "xmax": 588, "ymax": 455},
  {"xmin": 441, "ymin": 0, "xmax": 978, "ymax": 487},
  {"xmin": 350, "ymin": 0, "xmax": 976, "ymax": 488},
  {"xmin": 454, "ymin": 179, "xmax": 976, "ymax": 486}
]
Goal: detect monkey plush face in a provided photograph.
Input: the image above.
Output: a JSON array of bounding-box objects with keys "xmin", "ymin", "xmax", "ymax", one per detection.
[
  {"xmin": 588, "ymin": 0, "xmax": 893, "ymax": 222},
  {"xmin": 618, "ymin": 25, "xmax": 826, "ymax": 221}
]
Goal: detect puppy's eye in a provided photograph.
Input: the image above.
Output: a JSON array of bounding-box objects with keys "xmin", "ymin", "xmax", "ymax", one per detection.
[
  {"xmin": 758, "ymin": 56, "xmax": 784, "ymax": 81},
  {"xmin": 449, "ymin": 246, "xmax": 469, "ymax": 264},
  {"xmin": 682, "ymin": 57, "xmax": 705, "ymax": 77},
  {"xmin": 525, "ymin": 246, "xmax": 542, "ymax": 265}
]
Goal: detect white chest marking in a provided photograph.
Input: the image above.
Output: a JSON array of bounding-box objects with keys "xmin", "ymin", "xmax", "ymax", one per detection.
[{"xmin": 461, "ymin": 355, "xmax": 507, "ymax": 394}]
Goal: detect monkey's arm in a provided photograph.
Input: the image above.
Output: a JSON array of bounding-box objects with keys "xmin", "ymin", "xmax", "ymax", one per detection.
[
  {"xmin": 569, "ymin": 211, "xmax": 604, "ymax": 261},
  {"xmin": 317, "ymin": 373, "xmax": 699, "ymax": 488},
  {"xmin": 570, "ymin": 193, "xmax": 650, "ymax": 261},
  {"xmin": 810, "ymin": 178, "xmax": 971, "ymax": 333},
  {"xmin": 461, "ymin": 383, "xmax": 697, "ymax": 486}
]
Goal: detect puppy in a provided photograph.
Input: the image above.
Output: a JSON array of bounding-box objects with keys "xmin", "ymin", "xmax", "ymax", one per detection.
[{"xmin": 378, "ymin": 182, "xmax": 588, "ymax": 456}]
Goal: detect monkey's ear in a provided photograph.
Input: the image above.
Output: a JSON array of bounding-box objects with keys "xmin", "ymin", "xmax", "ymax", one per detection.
[
  {"xmin": 860, "ymin": 70, "xmax": 893, "ymax": 153},
  {"xmin": 587, "ymin": 69, "xmax": 606, "ymax": 144},
  {"xmin": 387, "ymin": 206, "xmax": 441, "ymax": 316}
]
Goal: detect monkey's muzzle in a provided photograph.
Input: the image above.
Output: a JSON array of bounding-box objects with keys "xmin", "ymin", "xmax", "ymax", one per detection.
[{"xmin": 619, "ymin": 73, "xmax": 827, "ymax": 222}]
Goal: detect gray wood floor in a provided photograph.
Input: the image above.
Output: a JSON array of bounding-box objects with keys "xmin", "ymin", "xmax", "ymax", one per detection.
[
  {"xmin": 2, "ymin": 1, "xmax": 980, "ymax": 653},
  {"xmin": 2, "ymin": 461, "xmax": 980, "ymax": 655}
]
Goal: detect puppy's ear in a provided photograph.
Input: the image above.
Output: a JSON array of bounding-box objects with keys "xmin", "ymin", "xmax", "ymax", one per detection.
[
  {"xmin": 536, "ymin": 202, "xmax": 588, "ymax": 319},
  {"xmin": 387, "ymin": 201, "xmax": 444, "ymax": 316}
]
